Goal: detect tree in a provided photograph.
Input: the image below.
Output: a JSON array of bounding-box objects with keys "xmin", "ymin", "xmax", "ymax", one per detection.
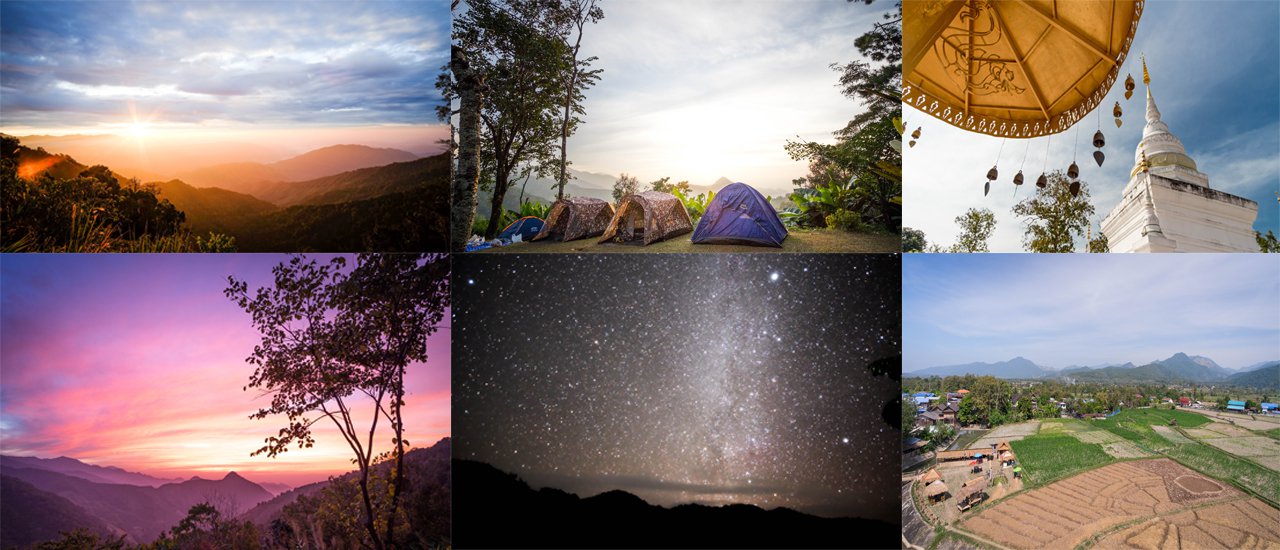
[
  {"xmin": 552, "ymin": 0, "xmax": 604, "ymax": 201},
  {"xmin": 612, "ymin": 173, "xmax": 639, "ymax": 205},
  {"xmin": 957, "ymin": 395, "xmax": 979, "ymax": 426},
  {"xmin": 448, "ymin": 1, "xmax": 573, "ymax": 239},
  {"xmin": 443, "ymin": 46, "xmax": 487, "ymax": 251},
  {"xmin": 1088, "ymin": 230, "xmax": 1109, "ymax": 253},
  {"xmin": 1257, "ymin": 230, "xmax": 1280, "ymax": 252},
  {"xmin": 951, "ymin": 208, "xmax": 996, "ymax": 253},
  {"xmin": 833, "ymin": 0, "xmax": 901, "ymax": 138},
  {"xmin": 225, "ymin": 254, "xmax": 450, "ymax": 549},
  {"xmin": 1011, "ymin": 171, "xmax": 1095, "ymax": 252},
  {"xmin": 902, "ymin": 226, "xmax": 926, "ymax": 252},
  {"xmin": 901, "ymin": 397, "xmax": 916, "ymax": 437}
]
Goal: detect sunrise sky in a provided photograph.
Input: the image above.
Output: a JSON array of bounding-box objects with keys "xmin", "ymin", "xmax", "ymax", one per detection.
[
  {"xmin": 0, "ymin": 0, "xmax": 449, "ymax": 159},
  {"xmin": 0, "ymin": 255, "xmax": 451, "ymax": 488}
]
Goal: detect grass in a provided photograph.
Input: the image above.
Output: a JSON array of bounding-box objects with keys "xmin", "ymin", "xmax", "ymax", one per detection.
[
  {"xmin": 472, "ymin": 227, "xmax": 900, "ymax": 253},
  {"xmin": 1095, "ymin": 409, "xmax": 1280, "ymax": 507},
  {"xmin": 1009, "ymin": 432, "xmax": 1115, "ymax": 489},
  {"xmin": 1265, "ymin": 428, "xmax": 1280, "ymax": 440}
]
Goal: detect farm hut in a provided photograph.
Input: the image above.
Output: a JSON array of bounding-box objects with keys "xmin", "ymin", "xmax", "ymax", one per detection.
[
  {"xmin": 497, "ymin": 216, "xmax": 545, "ymax": 243},
  {"xmin": 598, "ymin": 191, "xmax": 693, "ymax": 245},
  {"xmin": 925, "ymin": 480, "xmax": 949, "ymax": 502},
  {"xmin": 532, "ymin": 197, "xmax": 615, "ymax": 242},
  {"xmin": 995, "ymin": 441, "xmax": 1012, "ymax": 453},
  {"xmin": 903, "ymin": 437, "xmax": 928, "ymax": 454},
  {"xmin": 956, "ymin": 477, "xmax": 988, "ymax": 510},
  {"xmin": 921, "ymin": 468, "xmax": 941, "ymax": 484},
  {"xmin": 1001, "ymin": 451, "xmax": 1015, "ymax": 467},
  {"xmin": 690, "ymin": 182, "xmax": 787, "ymax": 247}
]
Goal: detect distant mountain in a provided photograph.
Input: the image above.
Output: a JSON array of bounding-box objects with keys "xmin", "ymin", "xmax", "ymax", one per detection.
[
  {"xmin": 177, "ymin": 144, "xmax": 419, "ymax": 196},
  {"xmin": 152, "ymin": 179, "xmax": 278, "ymax": 236},
  {"xmin": 1069, "ymin": 353, "xmax": 1233, "ymax": 384},
  {"xmin": 250, "ymin": 154, "xmax": 445, "ymax": 207},
  {"xmin": 1, "ymin": 475, "xmax": 126, "ymax": 549},
  {"xmin": 453, "ymin": 459, "xmax": 895, "ymax": 549},
  {"xmin": 905, "ymin": 356, "xmax": 1051, "ymax": 379},
  {"xmin": 1239, "ymin": 360, "xmax": 1280, "ymax": 373},
  {"xmin": 1226, "ymin": 364, "xmax": 1280, "ymax": 390},
  {"xmin": 256, "ymin": 481, "xmax": 293, "ymax": 497},
  {"xmin": 0, "ymin": 466, "xmax": 272, "ymax": 543},
  {"xmin": 1, "ymin": 455, "xmax": 179, "ymax": 487}
]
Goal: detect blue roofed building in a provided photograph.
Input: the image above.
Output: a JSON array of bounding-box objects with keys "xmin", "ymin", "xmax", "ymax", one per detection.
[
  {"xmin": 1261, "ymin": 402, "xmax": 1278, "ymax": 413},
  {"xmin": 1226, "ymin": 400, "xmax": 1246, "ymax": 412}
]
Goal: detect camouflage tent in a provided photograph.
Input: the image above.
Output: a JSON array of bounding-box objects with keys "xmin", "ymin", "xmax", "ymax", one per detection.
[
  {"xmin": 532, "ymin": 197, "xmax": 615, "ymax": 242},
  {"xmin": 598, "ymin": 191, "xmax": 693, "ymax": 245}
]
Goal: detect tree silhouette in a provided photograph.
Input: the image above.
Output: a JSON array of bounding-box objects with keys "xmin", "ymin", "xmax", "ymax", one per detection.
[{"xmin": 225, "ymin": 254, "xmax": 450, "ymax": 549}]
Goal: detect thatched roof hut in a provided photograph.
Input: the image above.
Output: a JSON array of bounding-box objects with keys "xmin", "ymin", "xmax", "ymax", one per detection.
[
  {"xmin": 956, "ymin": 476, "xmax": 989, "ymax": 501},
  {"xmin": 598, "ymin": 191, "xmax": 692, "ymax": 245},
  {"xmin": 921, "ymin": 468, "xmax": 941, "ymax": 484},
  {"xmin": 925, "ymin": 480, "xmax": 948, "ymax": 500},
  {"xmin": 996, "ymin": 441, "xmax": 1012, "ymax": 453},
  {"xmin": 532, "ymin": 197, "xmax": 615, "ymax": 242}
]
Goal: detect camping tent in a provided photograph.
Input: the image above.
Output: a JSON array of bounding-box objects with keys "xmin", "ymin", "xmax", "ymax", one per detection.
[
  {"xmin": 498, "ymin": 216, "xmax": 545, "ymax": 242},
  {"xmin": 598, "ymin": 191, "xmax": 692, "ymax": 245},
  {"xmin": 690, "ymin": 182, "xmax": 787, "ymax": 247},
  {"xmin": 532, "ymin": 197, "xmax": 615, "ymax": 242}
]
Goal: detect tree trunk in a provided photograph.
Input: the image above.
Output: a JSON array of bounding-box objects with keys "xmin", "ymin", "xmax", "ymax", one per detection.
[
  {"xmin": 556, "ymin": 11, "xmax": 588, "ymax": 201},
  {"xmin": 358, "ymin": 465, "xmax": 384, "ymax": 550},
  {"xmin": 485, "ymin": 170, "xmax": 509, "ymax": 240},
  {"xmin": 451, "ymin": 46, "xmax": 484, "ymax": 252},
  {"xmin": 382, "ymin": 367, "xmax": 407, "ymax": 546}
]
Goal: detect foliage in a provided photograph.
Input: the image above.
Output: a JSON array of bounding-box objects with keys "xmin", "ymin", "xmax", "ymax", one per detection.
[
  {"xmin": 650, "ymin": 176, "xmax": 690, "ymax": 195},
  {"xmin": 1011, "ymin": 170, "xmax": 1095, "ymax": 252},
  {"xmin": 951, "ymin": 208, "xmax": 996, "ymax": 253},
  {"xmin": 1257, "ymin": 230, "xmax": 1280, "ymax": 252},
  {"xmin": 833, "ymin": 0, "xmax": 901, "ymax": 138},
  {"xmin": 611, "ymin": 172, "xmax": 639, "ymax": 205},
  {"xmin": 901, "ymin": 398, "xmax": 917, "ymax": 437},
  {"xmin": 825, "ymin": 208, "xmax": 863, "ymax": 231},
  {"xmin": 550, "ymin": 0, "xmax": 605, "ymax": 200},
  {"xmin": 672, "ymin": 187, "xmax": 714, "ymax": 223},
  {"xmin": 151, "ymin": 502, "xmax": 262, "ymax": 549},
  {"xmin": 785, "ymin": 115, "xmax": 901, "ymax": 231},
  {"xmin": 1087, "ymin": 230, "xmax": 1109, "ymax": 253},
  {"xmin": 902, "ymin": 226, "xmax": 926, "ymax": 252},
  {"xmin": 1009, "ymin": 432, "xmax": 1115, "ymax": 488},
  {"xmin": 225, "ymin": 254, "xmax": 450, "ymax": 550},
  {"xmin": 500, "ymin": 199, "xmax": 552, "ymax": 229},
  {"xmin": 32, "ymin": 530, "xmax": 128, "ymax": 550}
]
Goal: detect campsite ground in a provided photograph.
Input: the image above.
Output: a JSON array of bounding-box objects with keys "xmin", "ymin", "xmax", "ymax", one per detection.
[
  {"xmin": 472, "ymin": 228, "xmax": 900, "ymax": 253},
  {"xmin": 906, "ymin": 414, "xmax": 1280, "ymax": 549}
]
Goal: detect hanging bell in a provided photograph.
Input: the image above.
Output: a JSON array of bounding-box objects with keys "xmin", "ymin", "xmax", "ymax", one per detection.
[
  {"xmin": 911, "ymin": 127, "xmax": 921, "ymax": 140},
  {"xmin": 986, "ymin": 166, "xmax": 998, "ymax": 181},
  {"xmin": 1067, "ymin": 161, "xmax": 1079, "ymax": 180},
  {"xmin": 1124, "ymin": 73, "xmax": 1135, "ymax": 99},
  {"xmin": 1092, "ymin": 130, "xmax": 1105, "ymax": 148},
  {"xmin": 1013, "ymin": 170, "xmax": 1024, "ymax": 186},
  {"xmin": 1036, "ymin": 173, "xmax": 1047, "ymax": 189},
  {"xmin": 984, "ymin": 180, "xmax": 991, "ymax": 196},
  {"xmin": 1113, "ymin": 102, "xmax": 1122, "ymax": 118},
  {"xmin": 1069, "ymin": 180, "xmax": 1081, "ymax": 197},
  {"xmin": 1093, "ymin": 150, "xmax": 1106, "ymax": 167}
]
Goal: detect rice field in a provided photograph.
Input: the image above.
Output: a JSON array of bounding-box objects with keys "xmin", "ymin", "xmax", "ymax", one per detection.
[
  {"xmin": 1009, "ymin": 432, "xmax": 1115, "ymax": 488},
  {"xmin": 1090, "ymin": 497, "xmax": 1280, "ymax": 549}
]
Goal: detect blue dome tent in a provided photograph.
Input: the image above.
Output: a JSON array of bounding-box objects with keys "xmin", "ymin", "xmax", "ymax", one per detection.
[
  {"xmin": 498, "ymin": 216, "xmax": 545, "ymax": 243},
  {"xmin": 690, "ymin": 182, "xmax": 787, "ymax": 247}
]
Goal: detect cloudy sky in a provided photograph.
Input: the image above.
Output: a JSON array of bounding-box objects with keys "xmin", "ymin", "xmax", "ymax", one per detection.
[
  {"xmin": 563, "ymin": 0, "xmax": 886, "ymax": 194},
  {"xmin": 903, "ymin": 254, "xmax": 1280, "ymax": 372},
  {"xmin": 0, "ymin": 255, "xmax": 451, "ymax": 487},
  {"xmin": 903, "ymin": 1, "xmax": 1279, "ymax": 251},
  {"xmin": 0, "ymin": 1, "xmax": 448, "ymax": 153}
]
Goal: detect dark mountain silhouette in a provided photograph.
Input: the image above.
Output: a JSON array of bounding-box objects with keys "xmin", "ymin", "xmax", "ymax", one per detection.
[
  {"xmin": 1226, "ymin": 363, "xmax": 1280, "ymax": 390},
  {"xmin": 0, "ymin": 466, "xmax": 272, "ymax": 543},
  {"xmin": 256, "ymin": 481, "xmax": 293, "ymax": 497},
  {"xmin": 152, "ymin": 179, "xmax": 278, "ymax": 236},
  {"xmin": 1, "ymin": 475, "xmax": 126, "ymax": 549},
  {"xmin": 249, "ymin": 154, "xmax": 446, "ymax": 207},
  {"xmin": 177, "ymin": 144, "xmax": 418, "ymax": 195},
  {"xmin": 452, "ymin": 460, "xmax": 896, "ymax": 549},
  {"xmin": 0, "ymin": 455, "xmax": 179, "ymax": 487}
]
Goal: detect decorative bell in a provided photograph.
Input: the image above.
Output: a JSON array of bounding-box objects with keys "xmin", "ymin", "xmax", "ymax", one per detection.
[
  {"xmin": 1093, "ymin": 130, "xmax": 1105, "ymax": 148},
  {"xmin": 1093, "ymin": 150, "xmax": 1106, "ymax": 167},
  {"xmin": 1069, "ymin": 181, "xmax": 1081, "ymax": 197},
  {"xmin": 1036, "ymin": 173, "xmax": 1047, "ymax": 189},
  {"xmin": 1115, "ymin": 118, "xmax": 1123, "ymax": 128},
  {"xmin": 986, "ymin": 166, "xmax": 998, "ymax": 181},
  {"xmin": 1067, "ymin": 161, "xmax": 1079, "ymax": 180},
  {"xmin": 911, "ymin": 127, "xmax": 921, "ymax": 140},
  {"xmin": 1113, "ymin": 102, "xmax": 1123, "ymax": 118},
  {"xmin": 1124, "ymin": 73, "xmax": 1135, "ymax": 99},
  {"xmin": 1013, "ymin": 170, "xmax": 1024, "ymax": 186}
]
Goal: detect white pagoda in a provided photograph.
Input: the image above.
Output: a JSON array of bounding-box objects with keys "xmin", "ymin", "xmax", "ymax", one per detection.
[{"xmin": 1100, "ymin": 59, "xmax": 1259, "ymax": 252}]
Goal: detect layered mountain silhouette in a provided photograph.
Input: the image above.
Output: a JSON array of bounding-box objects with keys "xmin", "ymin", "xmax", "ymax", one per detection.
[
  {"xmin": 452, "ymin": 460, "xmax": 896, "ymax": 549},
  {"xmin": 8, "ymin": 138, "xmax": 448, "ymax": 252},
  {"xmin": 906, "ymin": 353, "xmax": 1279, "ymax": 389},
  {"xmin": 0, "ymin": 455, "xmax": 180, "ymax": 487},
  {"xmin": 0, "ymin": 475, "xmax": 124, "ymax": 549}
]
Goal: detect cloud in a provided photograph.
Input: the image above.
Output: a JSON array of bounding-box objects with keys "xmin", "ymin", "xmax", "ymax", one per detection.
[{"xmin": 902, "ymin": 1, "xmax": 1280, "ymax": 250}]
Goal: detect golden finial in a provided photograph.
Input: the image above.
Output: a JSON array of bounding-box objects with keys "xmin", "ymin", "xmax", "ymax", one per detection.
[
  {"xmin": 1142, "ymin": 53, "xmax": 1150, "ymax": 86},
  {"xmin": 1139, "ymin": 149, "xmax": 1150, "ymax": 173}
]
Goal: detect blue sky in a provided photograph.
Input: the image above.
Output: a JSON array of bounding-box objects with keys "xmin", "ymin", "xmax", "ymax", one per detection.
[
  {"xmin": 562, "ymin": 0, "xmax": 886, "ymax": 194},
  {"xmin": 0, "ymin": 1, "xmax": 448, "ymax": 137},
  {"xmin": 903, "ymin": 1, "xmax": 1279, "ymax": 251},
  {"xmin": 903, "ymin": 254, "xmax": 1280, "ymax": 372}
]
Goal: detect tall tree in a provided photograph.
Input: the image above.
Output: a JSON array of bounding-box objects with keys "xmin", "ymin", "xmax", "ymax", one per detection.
[
  {"xmin": 552, "ymin": 0, "xmax": 604, "ymax": 200},
  {"xmin": 443, "ymin": 46, "xmax": 487, "ymax": 251},
  {"xmin": 834, "ymin": 0, "xmax": 901, "ymax": 138},
  {"xmin": 951, "ymin": 207, "xmax": 996, "ymax": 253},
  {"xmin": 1012, "ymin": 171, "xmax": 1096, "ymax": 253},
  {"xmin": 225, "ymin": 254, "xmax": 449, "ymax": 549},
  {"xmin": 449, "ymin": 0, "xmax": 572, "ymax": 239}
]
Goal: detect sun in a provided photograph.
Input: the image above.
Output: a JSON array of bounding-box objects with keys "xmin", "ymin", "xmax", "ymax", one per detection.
[{"xmin": 126, "ymin": 120, "xmax": 152, "ymax": 139}]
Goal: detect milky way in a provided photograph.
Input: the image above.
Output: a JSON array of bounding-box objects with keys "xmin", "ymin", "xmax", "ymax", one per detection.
[{"xmin": 454, "ymin": 254, "xmax": 900, "ymax": 521}]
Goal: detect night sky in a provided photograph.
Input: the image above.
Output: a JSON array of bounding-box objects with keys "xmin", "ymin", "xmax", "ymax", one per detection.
[{"xmin": 454, "ymin": 254, "xmax": 900, "ymax": 522}]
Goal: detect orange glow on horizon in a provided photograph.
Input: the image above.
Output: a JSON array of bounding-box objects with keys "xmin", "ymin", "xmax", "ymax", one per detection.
[{"xmin": 16, "ymin": 156, "xmax": 61, "ymax": 180}]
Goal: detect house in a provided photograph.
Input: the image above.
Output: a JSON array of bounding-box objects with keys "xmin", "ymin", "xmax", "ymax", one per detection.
[
  {"xmin": 1261, "ymin": 402, "xmax": 1278, "ymax": 414},
  {"xmin": 917, "ymin": 410, "xmax": 945, "ymax": 428},
  {"xmin": 912, "ymin": 392, "xmax": 938, "ymax": 406},
  {"xmin": 1178, "ymin": 396, "xmax": 1191, "ymax": 407},
  {"xmin": 1227, "ymin": 400, "xmax": 1246, "ymax": 412}
]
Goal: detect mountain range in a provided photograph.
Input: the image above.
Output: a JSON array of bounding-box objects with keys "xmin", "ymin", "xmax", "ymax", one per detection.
[{"xmin": 906, "ymin": 353, "xmax": 1279, "ymax": 389}]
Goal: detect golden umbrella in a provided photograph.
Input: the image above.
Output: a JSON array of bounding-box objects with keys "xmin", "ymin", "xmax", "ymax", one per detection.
[{"xmin": 903, "ymin": 0, "xmax": 1144, "ymax": 139}]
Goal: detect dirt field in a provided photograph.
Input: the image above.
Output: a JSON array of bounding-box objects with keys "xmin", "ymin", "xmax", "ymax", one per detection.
[
  {"xmin": 958, "ymin": 459, "xmax": 1240, "ymax": 550},
  {"xmin": 1092, "ymin": 497, "xmax": 1280, "ymax": 549},
  {"xmin": 1074, "ymin": 426, "xmax": 1152, "ymax": 458},
  {"xmin": 1179, "ymin": 409, "xmax": 1280, "ymax": 432},
  {"xmin": 967, "ymin": 421, "xmax": 1041, "ymax": 450}
]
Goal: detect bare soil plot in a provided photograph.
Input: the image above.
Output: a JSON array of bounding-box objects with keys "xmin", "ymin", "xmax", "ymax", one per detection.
[
  {"xmin": 1093, "ymin": 497, "xmax": 1280, "ymax": 549},
  {"xmin": 1184, "ymin": 428, "xmax": 1228, "ymax": 439},
  {"xmin": 967, "ymin": 421, "xmax": 1041, "ymax": 450},
  {"xmin": 1101, "ymin": 441, "xmax": 1152, "ymax": 459},
  {"xmin": 958, "ymin": 459, "xmax": 1239, "ymax": 550},
  {"xmin": 1151, "ymin": 425, "xmax": 1194, "ymax": 444},
  {"xmin": 1200, "ymin": 436, "xmax": 1280, "ymax": 457},
  {"xmin": 1250, "ymin": 455, "xmax": 1280, "ymax": 473},
  {"xmin": 1179, "ymin": 409, "xmax": 1280, "ymax": 432},
  {"xmin": 1076, "ymin": 430, "xmax": 1124, "ymax": 444},
  {"xmin": 1201, "ymin": 422, "xmax": 1263, "ymax": 438}
]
